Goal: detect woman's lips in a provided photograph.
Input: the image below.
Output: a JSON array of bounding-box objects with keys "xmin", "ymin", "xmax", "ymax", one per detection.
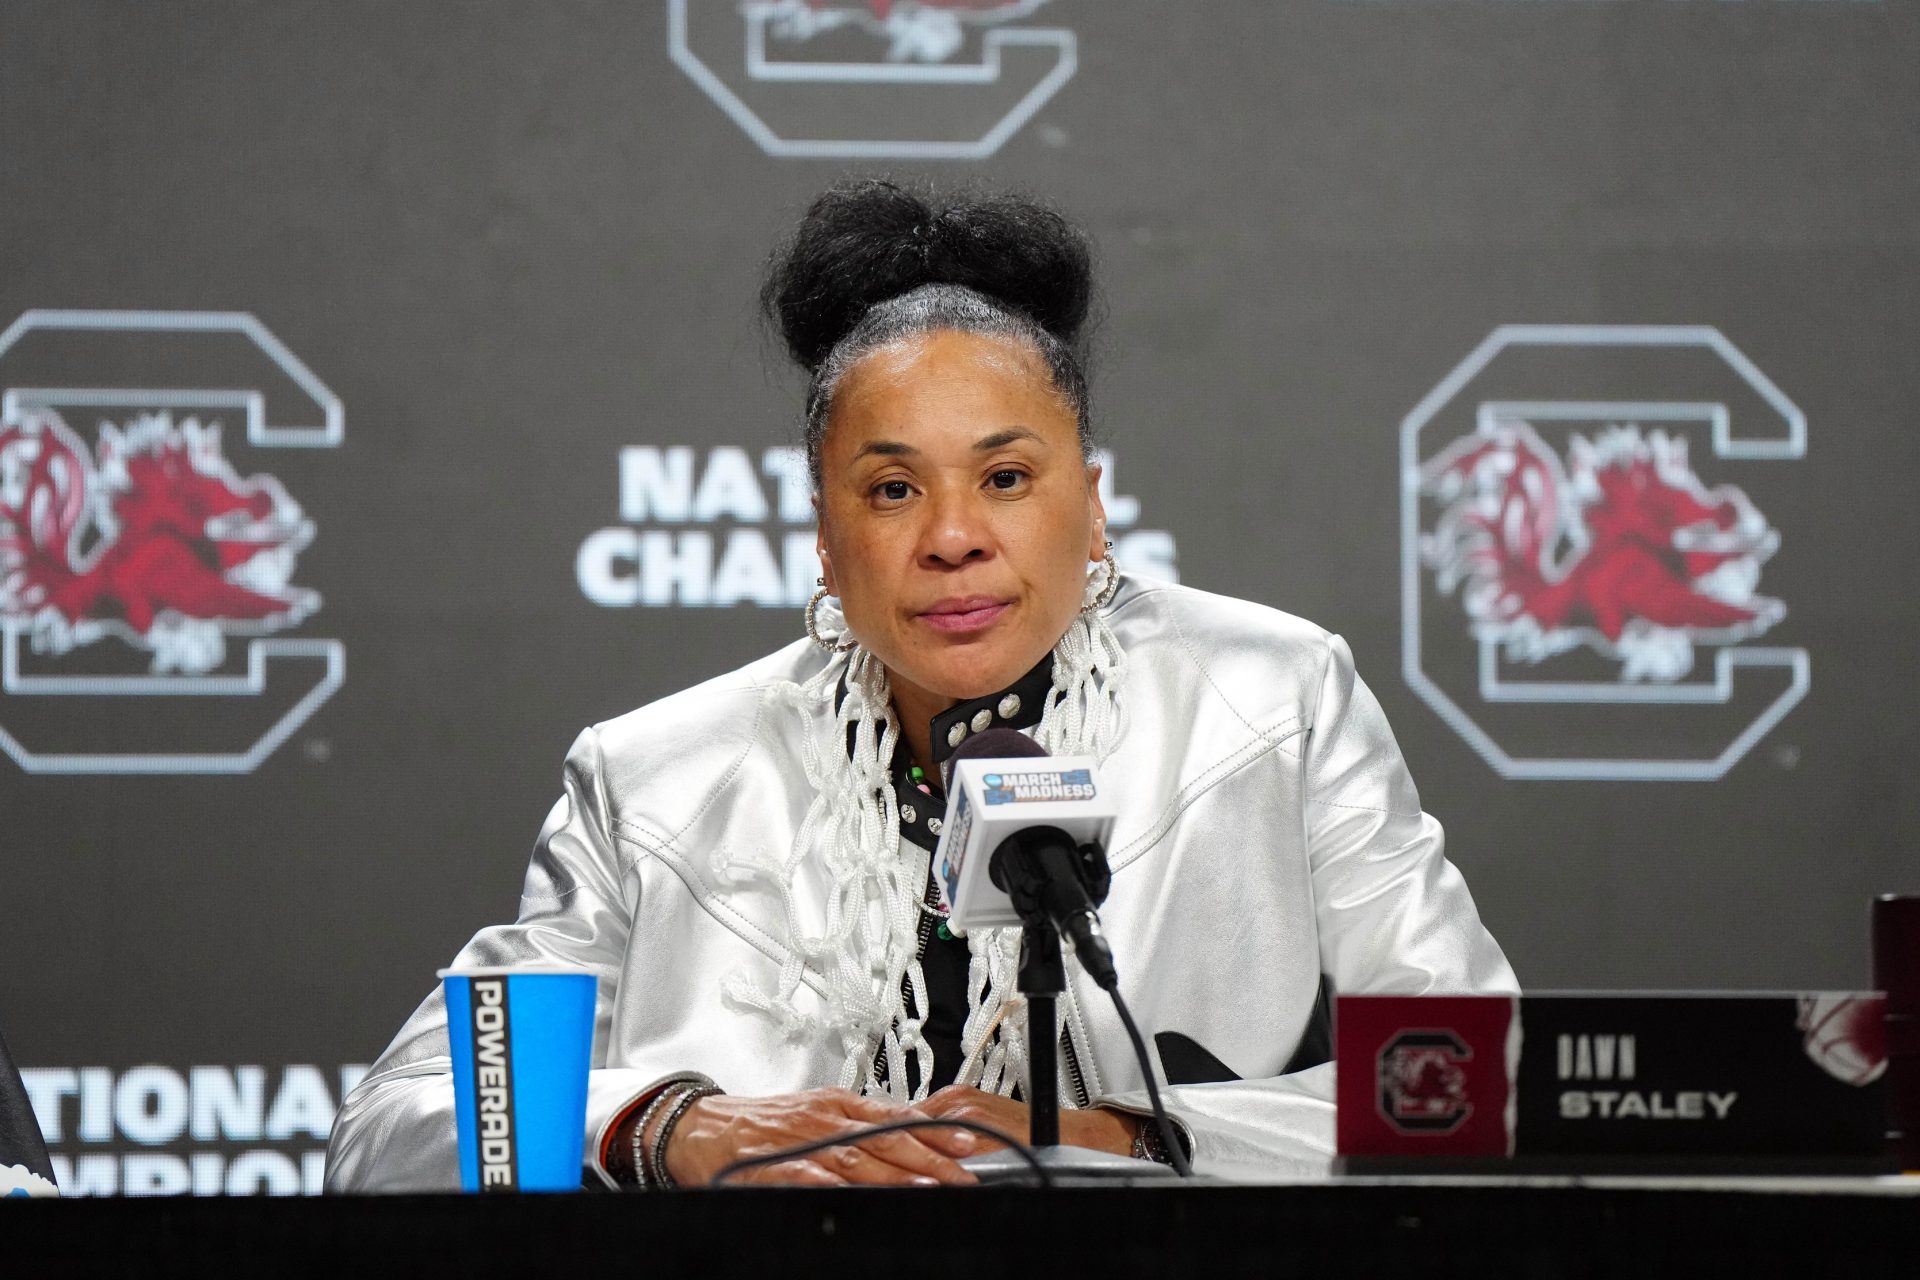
[{"xmin": 917, "ymin": 598, "xmax": 1011, "ymax": 634}]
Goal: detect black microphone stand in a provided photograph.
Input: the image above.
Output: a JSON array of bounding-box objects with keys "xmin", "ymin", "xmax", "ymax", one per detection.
[
  {"xmin": 958, "ymin": 833, "xmax": 1178, "ymax": 1185},
  {"xmin": 1018, "ymin": 919, "xmax": 1065, "ymax": 1149}
]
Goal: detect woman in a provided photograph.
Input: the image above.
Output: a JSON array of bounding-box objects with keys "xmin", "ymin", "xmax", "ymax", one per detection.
[{"xmin": 326, "ymin": 181, "xmax": 1516, "ymax": 1191}]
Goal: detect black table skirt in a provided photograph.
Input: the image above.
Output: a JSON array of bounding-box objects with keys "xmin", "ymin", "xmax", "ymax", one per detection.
[{"xmin": 10, "ymin": 1179, "xmax": 1920, "ymax": 1278}]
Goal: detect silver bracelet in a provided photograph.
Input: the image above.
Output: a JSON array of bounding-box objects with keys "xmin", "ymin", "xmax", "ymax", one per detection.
[
  {"xmin": 1131, "ymin": 1115, "xmax": 1176, "ymax": 1165},
  {"xmin": 630, "ymin": 1085, "xmax": 691, "ymax": 1190},
  {"xmin": 647, "ymin": 1083, "xmax": 722, "ymax": 1190},
  {"xmin": 610, "ymin": 1071, "xmax": 716, "ymax": 1189}
]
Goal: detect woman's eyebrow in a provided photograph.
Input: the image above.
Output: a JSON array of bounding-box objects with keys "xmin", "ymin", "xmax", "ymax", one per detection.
[
  {"xmin": 974, "ymin": 427, "xmax": 1044, "ymax": 452},
  {"xmin": 851, "ymin": 426, "xmax": 1044, "ymax": 462}
]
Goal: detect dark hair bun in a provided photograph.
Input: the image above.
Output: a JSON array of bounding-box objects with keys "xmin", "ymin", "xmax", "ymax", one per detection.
[{"xmin": 764, "ymin": 178, "xmax": 1093, "ymax": 372}]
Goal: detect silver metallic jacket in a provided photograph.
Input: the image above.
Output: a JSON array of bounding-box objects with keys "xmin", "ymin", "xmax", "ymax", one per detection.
[{"xmin": 326, "ymin": 576, "xmax": 1516, "ymax": 1190}]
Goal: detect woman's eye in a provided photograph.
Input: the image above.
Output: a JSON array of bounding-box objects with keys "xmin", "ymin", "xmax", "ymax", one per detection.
[
  {"xmin": 988, "ymin": 469, "xmax": 1025, "ymax": 490},
  {"xmin": 876, "ymin": 480, "xmax": 912, "ymax": 502}
]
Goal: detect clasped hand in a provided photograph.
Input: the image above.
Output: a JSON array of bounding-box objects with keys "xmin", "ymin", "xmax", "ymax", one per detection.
[{"xmin": 662, "ymin": 1085, "xmax": 1137, "ymax": 1187}]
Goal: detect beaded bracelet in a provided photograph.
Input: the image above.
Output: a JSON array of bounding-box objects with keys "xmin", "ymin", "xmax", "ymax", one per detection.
[
  {"xmin": 629, "ymin": 1085, "xmax": 690, "ymax": 1190},
  {"xmin": 612, "ymin": 1072, "xmax": 717, "ymax": 1189},
  {"xmin": 645, "ymin": 1083, "xmax": 723, "ymax": 1190}
]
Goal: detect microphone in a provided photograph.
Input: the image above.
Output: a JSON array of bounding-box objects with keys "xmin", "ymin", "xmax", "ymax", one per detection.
[{"xmin": 933, "ymin": 728, "xmax": 1120, "ymax": 989}]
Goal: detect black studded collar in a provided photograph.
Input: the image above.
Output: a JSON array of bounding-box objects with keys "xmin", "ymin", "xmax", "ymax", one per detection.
[
  {"xmin": 885, "ymin": 653, "xmax": 1055, "ymax": 851},
  {"xmin": 926, "ymin": 653, "xmax": 1054, "ymax": 768}
]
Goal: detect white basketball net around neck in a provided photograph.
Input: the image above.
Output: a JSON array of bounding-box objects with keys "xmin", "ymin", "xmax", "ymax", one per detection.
[{"xmin": 718, "ymin": 583, "xmax": 1127, "ymax": 1104}]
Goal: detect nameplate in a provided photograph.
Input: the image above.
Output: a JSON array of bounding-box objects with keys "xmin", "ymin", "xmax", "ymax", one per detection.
[{"xmin": 1335, "ymin": 993, "xmax": 1889, "ymax": 1171}]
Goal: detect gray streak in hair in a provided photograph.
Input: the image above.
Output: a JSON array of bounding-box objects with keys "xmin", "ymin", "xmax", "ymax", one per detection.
[{"xmin": 802, "ymin": 283, "xmax": 1094, "ymax": 492}]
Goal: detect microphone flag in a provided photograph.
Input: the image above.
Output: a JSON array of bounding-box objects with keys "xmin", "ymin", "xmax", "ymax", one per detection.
[{"xmin": 933, "ymin": 734, "xmax": 1116, "ymax": 937}]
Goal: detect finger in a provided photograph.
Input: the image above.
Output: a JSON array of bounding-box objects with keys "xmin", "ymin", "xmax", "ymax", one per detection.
[
  {"xmin": 873, "ymin": 1109, "xmax": 985, "ymax": 1160},
  {"xmin": 939, "ymin": 1115, "xmax": 1008, "ymax": 1152},
  {"xmin": 834, "ymin": 1092, "xmax": 917, "ymax": 1124},
  {"xmin": 813, "ymin": 1142, "xmax": 945, "ymax": 1188},
  {"xmin": 918, "ymin": 1086, "xmax": 972, "ymax": 1115},
  {"xmin": 735, "ymin": 1158, "xmax": 849, "ymax": 1189},
  {"xmin": 827, "ymin": 1093, "xmax": 982, "ymax": 1159},
  {"xmin": 904, "ymin": 1117, "xmax": 986, "ymax": 1158},
  {"xmin": 910, "ymin": 1100, "xmax": 1014, "ymax": 1150},
  {"xmin": 853, "ymin": 1126, "xmax": 978, "ymax": 1185},
  {"xmin": 915, "ymin": 1099, "xmax": 1006, "ymax": 1143}
]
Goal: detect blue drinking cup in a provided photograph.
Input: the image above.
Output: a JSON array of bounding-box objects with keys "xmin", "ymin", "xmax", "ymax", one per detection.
[{"xmin": 440, "ymin": 966, "xmax": 597, "ymax": 1192}]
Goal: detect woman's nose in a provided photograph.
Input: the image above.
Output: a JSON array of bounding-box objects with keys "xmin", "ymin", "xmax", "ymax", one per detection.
[{"xmin": 918, "ymin": 488, "xmax": 992, "ymax": 567}]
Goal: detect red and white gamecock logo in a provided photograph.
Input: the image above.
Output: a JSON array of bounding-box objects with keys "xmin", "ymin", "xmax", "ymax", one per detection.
[
  {"xmin": 1419, "ymin": 421, "xmax": 1782, "ymax": 684},
  {"xmin": 1400, "ymin": 326, "xmax": 1809, "ymax": 782},
  {"xmin": 0, "ymin": 410, "xmax": 317, "ymax": 676},
  {"xmin": 1378, "ymin": 1031, "xmax": 1475, "ymax": 1134}
]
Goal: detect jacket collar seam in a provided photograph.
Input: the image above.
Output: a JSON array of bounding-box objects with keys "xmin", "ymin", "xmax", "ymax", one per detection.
[
  {"xmin": 1108, "ymin": 723, "xmax": 1306, "ymax": 872},
  {"xmin": 663, "ymin": 691, "xmax": 772, "ymax": 846},
  {"xmin": 1161, "ymin": 606, "xmax": 1303, "ymax": 748}
]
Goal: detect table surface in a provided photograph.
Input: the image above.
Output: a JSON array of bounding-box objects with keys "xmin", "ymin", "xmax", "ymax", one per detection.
[{"xmin": 10, "ymin": 1175, "xmax": 1920, "ymax": 1277}]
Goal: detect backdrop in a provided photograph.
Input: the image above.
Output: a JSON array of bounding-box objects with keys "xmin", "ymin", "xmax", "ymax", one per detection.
[{"xmin": 3, "ymin": 0, "xmax": 1915, "ymax": 1195}]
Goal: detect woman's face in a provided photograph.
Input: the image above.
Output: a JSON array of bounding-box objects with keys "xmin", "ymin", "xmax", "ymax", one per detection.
[{"xmin": 816, "ymin": 328, "xmax": 1106, "ymax": 715}]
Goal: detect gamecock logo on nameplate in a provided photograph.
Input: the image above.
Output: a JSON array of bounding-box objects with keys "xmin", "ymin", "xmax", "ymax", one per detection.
[
  {"xmin": 1378, "ymin": 1031, "xmax": 1475, "ymax": 1135},
  {"xmin": 669, "ymin": 0, "xmax": 1077, "ymax": 158},
  {"xmin": 1401, "ymin": 326, "xmax": 1809, "ymax": 782},
  {"xmin": 0, "ymin": 310, "xmax": 343, "ymax": 774}
]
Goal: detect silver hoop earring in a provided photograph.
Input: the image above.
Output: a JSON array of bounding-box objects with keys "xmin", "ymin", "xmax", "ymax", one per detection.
[
  {"xmin": 805, "ymin": 585, "xmax": 859, "ymax": 653},
  {"xmin": 1082, "ymin": 550, "xmax": 1120, "ymax": 614}
]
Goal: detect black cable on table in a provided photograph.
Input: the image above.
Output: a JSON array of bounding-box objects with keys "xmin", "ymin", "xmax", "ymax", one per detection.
[{"xmin": 1108, "ymin": 988, "xmax": 1194, "ymax": 1178}]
